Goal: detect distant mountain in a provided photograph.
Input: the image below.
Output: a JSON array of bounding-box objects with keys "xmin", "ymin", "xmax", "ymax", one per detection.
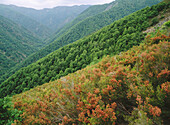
[
  {"xmin": 0, "ymin": 4, "xmax": 90, "ymax": 33},
  {"xmin": 0, "ymin": 5, "xmax": 52, "ymax": 40},
  {"xmin": 0, "ymin": 15, "xmax": 42, "ymax": 77},
  {"xmin": 2, "ymin": 0, "xmax": 162, "ymax": 84},
  {"xmin": 1, "ymin": 1, "xmax": 168, "ymax": 98}
]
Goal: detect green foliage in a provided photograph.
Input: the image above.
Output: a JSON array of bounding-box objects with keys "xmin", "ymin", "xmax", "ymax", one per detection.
[
  {"xmin": 0, "ymin": 0, "xmax": 164, "ymax": 84},
  {"xmin": 0, "ymin": 15, "xmax": 42, "ymax": 78},
  {"xmin": 0, "ymin": 2, "xmax": 169, "ymax": 98},
  {"xmin": 163, "ymin": 0, "xmax": 170, "ymax": 3},
  {"xmin": 151, "ymin": 17, "xmax": 159, "ymax": 26},
  {"xmin": 0, "ymin": 97, "xmax": 23, "ymax": 124},
  {"xmin": 125, "ymin": 109, "xmax": 153, "ymax": 125},
  {"xmin": 164, "ymin": 20, "xmax": 170, "ymax": 27}
]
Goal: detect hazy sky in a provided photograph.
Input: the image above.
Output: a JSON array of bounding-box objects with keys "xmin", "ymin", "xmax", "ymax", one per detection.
[{"xmin": 0, "ymin": 0, "xmax": 114, "ymax": 9}]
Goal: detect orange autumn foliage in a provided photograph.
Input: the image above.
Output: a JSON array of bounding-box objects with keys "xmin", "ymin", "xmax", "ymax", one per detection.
[{"xmin": 12, "ymin": 33, "xmax": 170, "ymax": 124}]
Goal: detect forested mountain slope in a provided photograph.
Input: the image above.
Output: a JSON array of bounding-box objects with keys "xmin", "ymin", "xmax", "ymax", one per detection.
[
  {"xmin": 0, "ymin": 5, "xmax": 52, "ymax": 40},
  {"xmin": 0, "ymin": 2, "xmax": 169, "ymax": 98},
  {"xmin": 0, "ymin": 16, "xmax": 41, "ymax": 77},
  {"xmin": 0, "ymin": 4, "xmax": 90, "ymax": 33},
  {"xmin": 1, "ymin": 0, "xmax": 163, "ymax": 84},
  {"xmin": 50, "ymin": 1, "xmax": 116, "ymax": 41},
  {"xmin": 12, "ymin": 29, "xmax": 170, "ymax": 124},
  {"xmin": 50, "ymin": 0, "xmax": 162, "ymax": 43},
  {"xmin": 44, "ymin": 0, "xmax": 162, "ymax": 52}
]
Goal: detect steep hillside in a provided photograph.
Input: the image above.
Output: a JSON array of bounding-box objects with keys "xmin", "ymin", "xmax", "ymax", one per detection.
[
  {"xmin": 0, "ymin": 4, "xmax": 90, "ymax": 32},
  {"xmin": 1, "ymin": 0, "xmax": 163, "ymax": 84},
  {"xmin": 45, "ymin": 0, "xmax": 162, "ymax": 49},
  {"xmin": 0, "ymin": 16, "xmax": 41, "ymax": 77},
  {"xmin": 0, "ymin": 4, "xmax": 52, "ymax": 40},
  {"xmin": 51, "ymin": 0, "xmax": 162, "ymax": 43},
  {"xmin": 12, "ymin": 31, "xmax": 170, "ymax": 124},
  {"xmin": 51, "ymin": 1, "xmax": 116, "ymax": 41},
  {"xmin": 0, "ymin": 2, "xmax": 169, "ymax": 97}
]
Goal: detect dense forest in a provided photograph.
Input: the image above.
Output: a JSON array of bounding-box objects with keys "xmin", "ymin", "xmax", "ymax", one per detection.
[
  {"xmin": 0, "ymin": 15, "xmax": 43, "ymax": 77},
  {"xmin": 6, "ymin": 27, "xmax": 170, "ymax": 124},
  {"xmin": 0, "ymin": 0, "xmax": 162, "ymax": 84},
  {"xmin": 0, "ymin": 2, "xmax": 169, "ymax": 98}
]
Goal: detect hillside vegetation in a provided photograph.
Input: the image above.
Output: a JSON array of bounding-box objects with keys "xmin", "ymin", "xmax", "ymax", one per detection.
[
  {"xmin": 0, "ymin": 15, "xmax": 41, "ymax": 77},
  {"xmin": 26, "ymin": 0, "xmax": 162, "ymax": 65},
  {"xmin": 12, "ymin": 30, "xmax": 170, "ymax": 124},
  {"xmin": 0, "ymin": 0, "xmax": 163, "ymax": 84},
  {"xmin": 53, "ymin": 0, "xmax": 162, "ymax": 40},
  {"xmin": 0, "ymin": 2, "xmax": 169, "ymax": 98}
]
